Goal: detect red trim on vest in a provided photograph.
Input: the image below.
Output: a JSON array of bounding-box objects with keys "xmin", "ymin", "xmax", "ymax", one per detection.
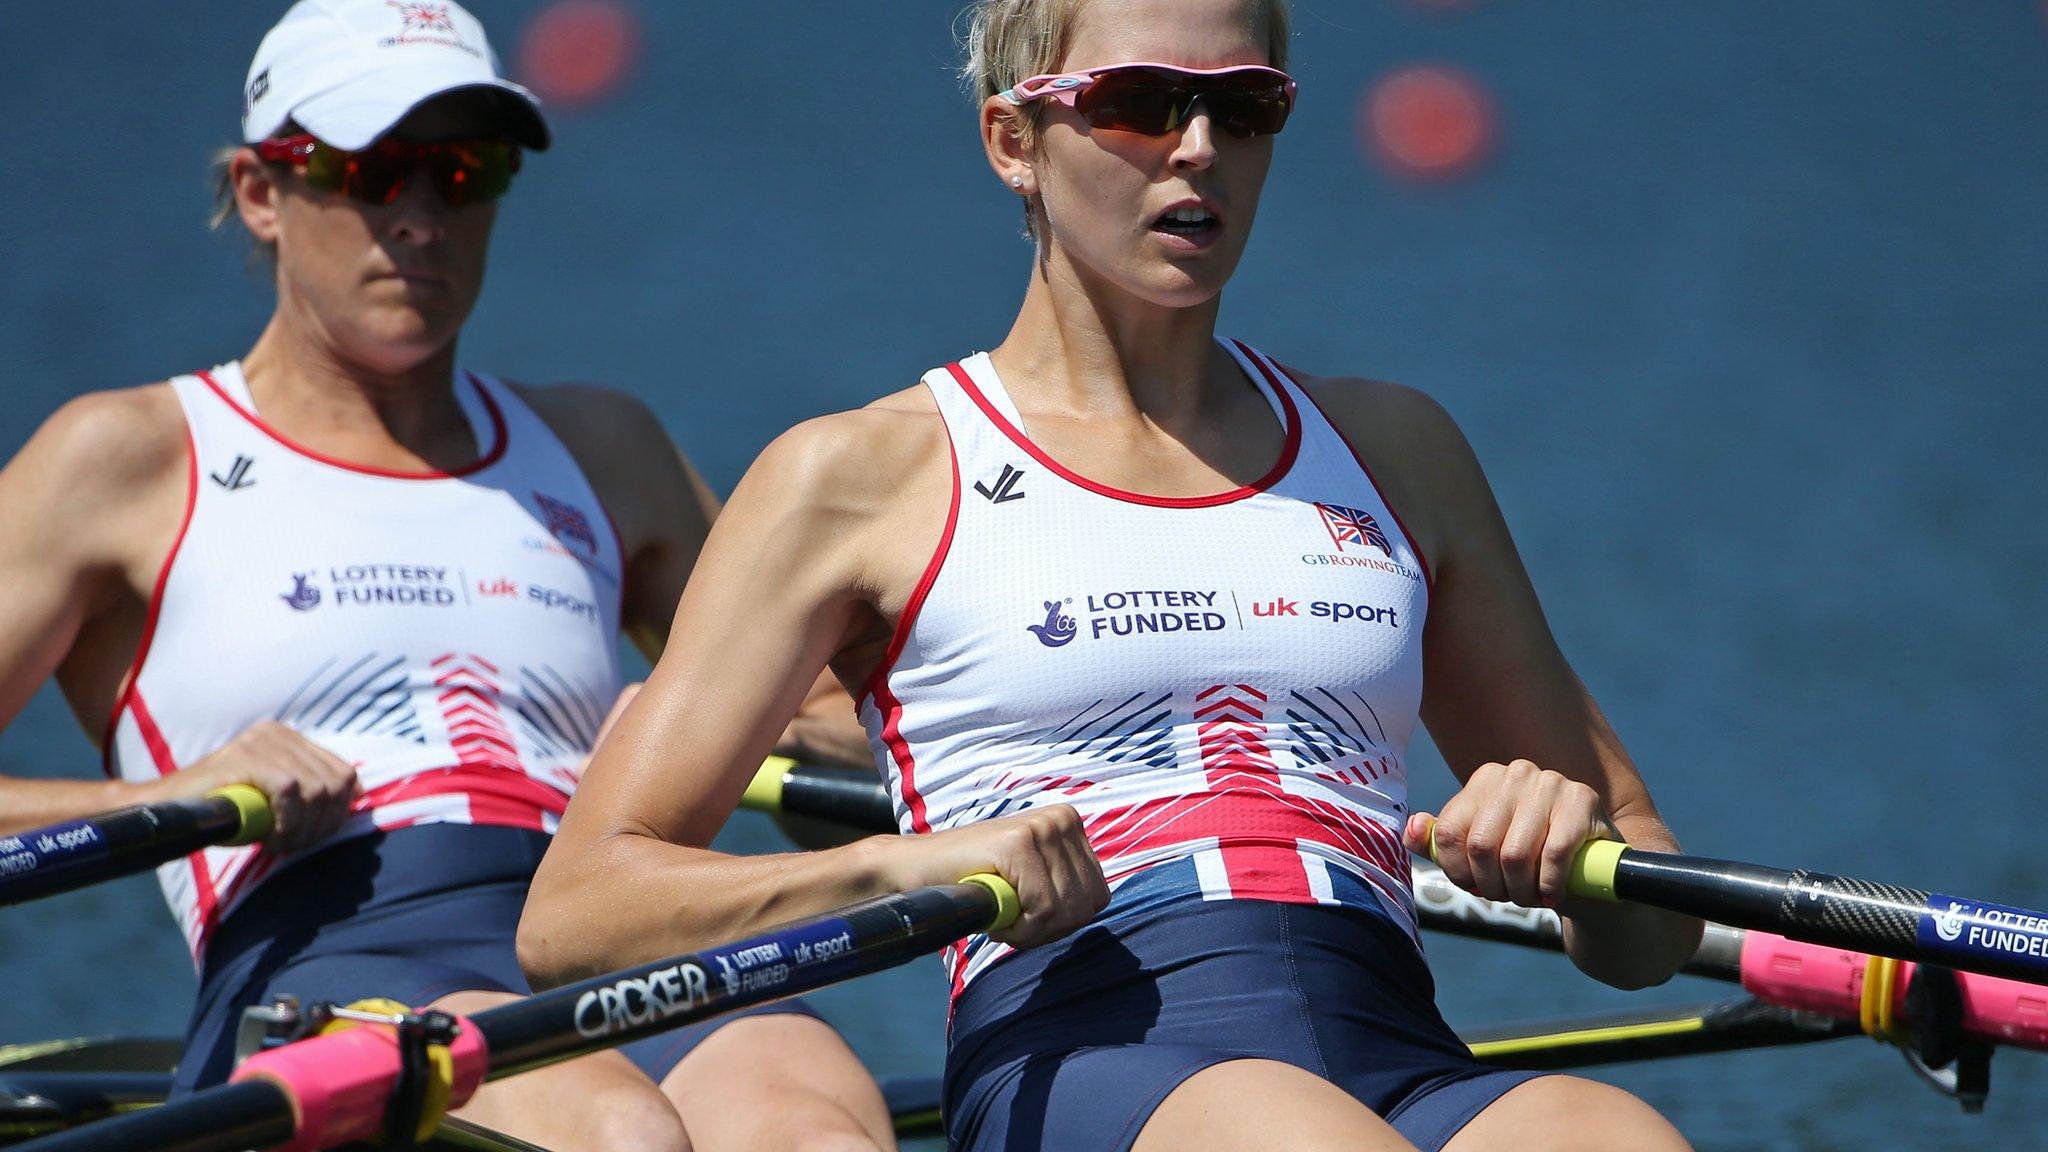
[
  {"xmin": 1276, "ymin": 358, "xmax": 1435, "ymax": 590},
  {"xmin": 196, "ymin": 370, "xmax": 509, "ymax": 480},
  {"xmin": 102, "ymin": 430, "xmax": 199, "ymax": 778},
  {"xmin": 858, "ymin": 413, "xmax": 961, "ymax": 835},
  {"xmin": 944, "ymin": 353, "xmax": 1301, "ymax": 510}
]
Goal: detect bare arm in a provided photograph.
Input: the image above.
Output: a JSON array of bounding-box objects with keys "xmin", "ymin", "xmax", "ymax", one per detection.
[
  {"xmin": 519, "ymin": 407, "xmax": 1105, "ymax": 987},
  {"xmin": 528, "ymin": 384, "xmax": 870, "ymax": 769},
  {"xmin": 1313, "ymin": 378, "xmax": 1701, "ymax": 989},
  {"xmin": 0, "ymin": 389, "xmax": 360, "ymax": 848}
]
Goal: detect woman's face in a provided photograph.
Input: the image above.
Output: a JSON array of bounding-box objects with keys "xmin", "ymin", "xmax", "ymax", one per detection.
[
  {"xmin": 239, "ymin": 93, "xmax": 506, "ymax": 373},
  {"xmin": 996, "ymin": 0, "xmax": 1280, "ymax": 309}
]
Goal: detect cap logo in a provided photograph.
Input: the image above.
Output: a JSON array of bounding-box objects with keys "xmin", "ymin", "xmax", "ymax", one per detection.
[
  {"xmin": 246, "ymin": 67, "xmax": 272, "ymax": 113},
  {"xmin": 388, "ymin": 1, "xmax": 458, "ymax": 33}
]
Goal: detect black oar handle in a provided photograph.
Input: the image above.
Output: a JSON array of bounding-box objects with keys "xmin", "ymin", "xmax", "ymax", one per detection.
[
  {"xmin": 741, "ymin": 757, "xmax": 898, "ymax": 833},
  {"xmin": 1598, "ymin": 849, "xmax": 2048, "ymax": 987},
  {"xmin": 480, "ymin": 875, "xmax": 1015, "ymax": 1075},
  {"xmin": 0, "ymin": 786, "xmax": 271, "ymax": 908}
]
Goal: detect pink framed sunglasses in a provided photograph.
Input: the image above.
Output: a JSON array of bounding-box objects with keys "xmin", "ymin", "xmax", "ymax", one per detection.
[{"xmin": 1000, "ymin": 62, "xmax": 1298, "ymax": 138}]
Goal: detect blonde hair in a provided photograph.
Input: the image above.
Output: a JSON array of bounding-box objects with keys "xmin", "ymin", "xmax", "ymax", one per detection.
[{"xmin": 958, "ymin": 0, "xmax": 1292, "ymax": 239}]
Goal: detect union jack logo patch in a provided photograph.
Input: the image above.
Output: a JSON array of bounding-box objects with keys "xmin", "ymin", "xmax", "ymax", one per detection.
[
  {"xmin": 533, "ymin": 492, "xmax": 598, "ymax": 555},
  {"xmin": 1315, "ymin": 503, "xmax": 1392, "ymax": 557}
]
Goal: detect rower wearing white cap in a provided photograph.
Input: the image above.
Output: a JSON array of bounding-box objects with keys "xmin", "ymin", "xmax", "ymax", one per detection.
[{"xmin": 0, "ymin": 2, "xmax": 894, "ymax": 1149}]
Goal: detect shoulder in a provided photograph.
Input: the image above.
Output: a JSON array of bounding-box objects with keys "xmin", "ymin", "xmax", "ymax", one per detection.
[
  {"xmin": 0, "ymin": 382, "xmax": 192, "ymax": 569},
  {"xmin": 11, "ymin": 383, "xmax": 191, "ymax": 497},
  {"xmin": 740, "ymin": 384, "xmax": 950, "ymax": 518},
  {"xmin": 506, "ymin": 380, "xmax": 670, "ymax": 467},
  {"xmin": 1286, "ymin": 367, "xmax": 1497, "ymax": 569}
]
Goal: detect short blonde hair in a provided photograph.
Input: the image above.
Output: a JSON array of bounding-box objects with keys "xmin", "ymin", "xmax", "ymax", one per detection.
[{"xmin": 961, "ymin": 0, "xmax": 1291, "ymax": 104}]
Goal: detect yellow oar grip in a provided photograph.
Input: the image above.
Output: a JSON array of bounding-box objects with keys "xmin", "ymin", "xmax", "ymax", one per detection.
[
  {"xmin": 960, "ymin": 873, "xmax": 1021, "ymax": 932},
  {"xmin": 1568, "ymin": 839, "xmax": 1627, "ymax": 903},
  {"xmin": 741, "ymin": 757, "xmax": 797, "ymax": 813},
  {"xmin": 208, "ymin": 785, "xmax": 273, "ymax": 847},
  {"xmin": 1421, "ymin": 816, "xmax": 1627, "ymax": 903}
]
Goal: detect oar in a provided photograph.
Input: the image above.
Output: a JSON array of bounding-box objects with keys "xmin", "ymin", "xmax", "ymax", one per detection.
[
  {"xmin": 0, "ymin": 787, "xmax": 271, "ymax": 908},
  {"xmin": 1424, "ymin": 822, "xmax": 2048, "ymax": 988},
  {"xmin": 16, "ymin": 874, "xmax": 1020, "ymax": 1152},
  {"xmin": 742, "ymin": 756, "xmax": 897, "ymax": 832}
]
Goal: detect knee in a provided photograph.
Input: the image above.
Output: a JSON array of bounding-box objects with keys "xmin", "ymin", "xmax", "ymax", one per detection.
[{"xmin": 588, "ymin": 1091, "xmax": 692, "ymax": 1152}]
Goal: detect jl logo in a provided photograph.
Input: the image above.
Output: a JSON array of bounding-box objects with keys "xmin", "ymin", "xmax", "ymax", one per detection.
[{"xmin": 211, "ymin": 455, "xmax": 257, "ymax": 491}]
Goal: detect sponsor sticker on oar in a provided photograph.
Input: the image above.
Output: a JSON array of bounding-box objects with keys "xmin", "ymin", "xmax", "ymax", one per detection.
[{"xmin": 1921, "ymin": 895, "xmax": 2048, "ymax": 965}]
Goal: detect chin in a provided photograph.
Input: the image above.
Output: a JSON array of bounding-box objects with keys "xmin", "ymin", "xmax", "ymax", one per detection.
[{"xmin": 1129, "ymin": 266, "xmax": 1230, "ymax": 310}]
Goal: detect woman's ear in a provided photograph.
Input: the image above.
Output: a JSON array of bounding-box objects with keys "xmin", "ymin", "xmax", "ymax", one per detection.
[
  {"xmin": 980, "ymin": 96, "xmax": 1036, "ymax": 198},
  {"xmin": 231, "ymin": 148, "xmax": 284, "ymax": 245}
]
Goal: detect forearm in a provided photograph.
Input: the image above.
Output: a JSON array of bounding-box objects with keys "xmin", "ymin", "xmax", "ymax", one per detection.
[
  {"xmin": 1559, "ymin": 806, "xmax": 1701, "ymax": 989},
  {"xmin": 519, "ymin": 829, "xmax": 896, "ymax": 988},
  {"xmin": 0, "ymin": 775, "xmax": 147, "ymax": 837}
]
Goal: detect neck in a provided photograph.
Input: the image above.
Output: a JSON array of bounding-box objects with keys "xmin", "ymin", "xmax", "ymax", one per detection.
[
  {"xmin": 990, "ymin": 248, "xmax": 1230, "ymax": 422},
  {"xmin": 238, "ymin": 295, "xmax": 471, "ymax": 461}
]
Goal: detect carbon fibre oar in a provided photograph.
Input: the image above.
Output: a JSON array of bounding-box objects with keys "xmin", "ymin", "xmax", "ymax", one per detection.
[
  {"xmin": 16, "ymin": 875, "xmax": 1020, "ymax": 1152},
  {"xmin": 1466, "ymin": 831, "xmax": 2048, "ymax": 988},
  {"xmin": 0, "ymin": 787, "xmax": 271, "ymax": 908},
  {"xmin": 742, "ymin": 756, "xmax": 898, "ymax": 832}
]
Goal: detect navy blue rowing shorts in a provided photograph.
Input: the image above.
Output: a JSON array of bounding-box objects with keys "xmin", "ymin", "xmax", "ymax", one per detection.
[
  {"xmin": 172, "ymin": 824, "xmax": 820, "ymax": 1094},
  {"xmin": 944, "ymin": 861, "xmax": 1540, "ymax": 1152}
]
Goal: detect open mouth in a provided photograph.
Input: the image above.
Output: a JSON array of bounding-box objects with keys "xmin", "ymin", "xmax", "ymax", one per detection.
[{"xmin": 1152, "ymin": 204, "xmax": 1222, "ymax": 240}]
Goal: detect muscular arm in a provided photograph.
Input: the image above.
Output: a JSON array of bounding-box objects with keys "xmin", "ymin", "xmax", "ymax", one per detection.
[
  {"xmin": 1312, "ymin": 378, "xmax": 1700, "ymax": 988},
  {"xmin": 528, "ymin": 385, "xmax": 870, "ymax": 769},
  {"xmin": 0, "ymin": 389, "xmax": 189, "ymax": 833},
  {"xmin": 519, "ymin": 403, "xmax": 1104, "ymax": 986}
]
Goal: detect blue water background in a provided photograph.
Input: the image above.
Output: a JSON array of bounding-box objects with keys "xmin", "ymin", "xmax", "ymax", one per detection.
[{"xmin": 2, "ymin": 3, "xmax": 2045, "ymax": 1148}]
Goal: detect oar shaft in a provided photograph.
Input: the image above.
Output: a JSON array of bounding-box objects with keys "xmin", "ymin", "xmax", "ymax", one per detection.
[
  {"xmin": 477, "ymin": 879, "xmax": 1007, "ymax": 1076},
  {"xmin": 0, "ymin": 787, "xmax": 270, "ymax": 908},
  {"xmin": 1582, "ymin": 847, "xmax": 2048, "ymax": 987},
  {"xmin": 8, "ymin": 1080, "xmax": 294, "ymax": 1152}
]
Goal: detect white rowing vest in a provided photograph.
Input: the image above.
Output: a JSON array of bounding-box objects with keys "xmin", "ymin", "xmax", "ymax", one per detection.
[
  {"xmin": 860, "ymin": 341, "xmax": 1432, "ymax": 999},
  {"xmin": 105, "ymin": 363, "xmax": 625, "ymax": 964}
]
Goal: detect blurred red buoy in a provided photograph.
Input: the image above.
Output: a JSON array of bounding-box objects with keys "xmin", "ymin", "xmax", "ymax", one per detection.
[
  {"xmin": 519, "ymin": 0, "xmax": 641, "ymax": 109},
  {"xmin": 1361, "ymin": 65, "xmax": 1497, "ymax": 184}
]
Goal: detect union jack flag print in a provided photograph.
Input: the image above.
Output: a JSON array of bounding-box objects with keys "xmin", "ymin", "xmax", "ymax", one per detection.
[
  {"xmin": 1316, "ymin": 503, "xmax": 1392, "ymax": 557},
  {"xmin": 533, "ymin": 492, "xmax": 597, "ymax": 555}
]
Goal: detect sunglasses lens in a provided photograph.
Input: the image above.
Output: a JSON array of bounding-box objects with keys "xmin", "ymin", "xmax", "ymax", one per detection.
[
  {"xmin": 1077, "ymin": 69, "xmax": 1293, "ymax": 138},
  {"xmin": 292, "ymin": 139, "xmax": 518, "ymax": 208},
  {"xmin": 430, "ymin": 141, "xmax": 518, "ymax": 208}
]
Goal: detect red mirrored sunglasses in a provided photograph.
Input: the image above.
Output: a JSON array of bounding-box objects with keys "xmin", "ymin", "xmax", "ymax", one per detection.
[{"xmin": 255, "ymin": 134, "xmax": 522, "ymax": 208}]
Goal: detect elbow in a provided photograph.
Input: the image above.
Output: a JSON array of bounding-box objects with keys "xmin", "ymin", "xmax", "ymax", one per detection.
[{"xmin": 517, "ymin": 868, "xmax": 591, "ymax": 991}]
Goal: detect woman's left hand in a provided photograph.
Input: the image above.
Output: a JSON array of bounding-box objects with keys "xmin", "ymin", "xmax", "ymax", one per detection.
[{"xmin": 1403, "ymin": 758, "xmax": 1615, "ymax": 910}]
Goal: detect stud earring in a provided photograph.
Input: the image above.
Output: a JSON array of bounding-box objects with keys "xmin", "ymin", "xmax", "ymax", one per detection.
[{"xmin": 1011, "ymin": 176, "xmax": 1025, "ymax": 188}]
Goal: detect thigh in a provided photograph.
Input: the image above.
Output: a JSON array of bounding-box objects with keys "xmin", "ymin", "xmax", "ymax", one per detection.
[
  {"xmin": 433, "ymin": 989, "xmax": 688, "ymax": 1152},
  {"xmin": 1443, "ymin": 1075, "xmax": 1690, "ymax": 1152},
  {"xmin": 660, "ymin": 1013, "xmax": 894, "ymax": 1152},
  {"xmin": 1134, "ymin": 1059, "xmax": 1417, "ymax": 1152}
]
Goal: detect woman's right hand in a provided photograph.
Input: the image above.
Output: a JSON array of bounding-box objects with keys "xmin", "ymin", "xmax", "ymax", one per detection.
[
  {"xmin": 878, "ymin": 804, "xmax": 1109, "ymax": 948},
  {"xmin": 139, "ymin": 722, "xmax": 361, "ymax": 855}
]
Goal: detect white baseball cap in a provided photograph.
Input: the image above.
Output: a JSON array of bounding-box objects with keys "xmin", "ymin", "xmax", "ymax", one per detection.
[{"xmin": 242, "ymin": 0, "xmax": 550, "ymax": 151}]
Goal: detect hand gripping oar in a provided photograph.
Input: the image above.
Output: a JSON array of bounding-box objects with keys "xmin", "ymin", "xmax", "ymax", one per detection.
[
  {"xmin": 16, "ymin": 874, "xmax": 1021, "ymax": 1152},
  {"xmin": 1423, "ymin": 822, "xmax": 2048, "ymax": 988},
  {"xmin": 0, "ymin": 787, "xmax": 272, "ymax": 908}
]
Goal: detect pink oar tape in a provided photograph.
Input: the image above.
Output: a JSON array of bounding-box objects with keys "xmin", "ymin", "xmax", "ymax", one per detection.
[
  {"xmin": 228, "ymin": 1016, "xmax": 490, "ymax": 1152},
  {"xmin": 1739, "ymin": 931, "xmax": 2048, "ymax": 1052}
]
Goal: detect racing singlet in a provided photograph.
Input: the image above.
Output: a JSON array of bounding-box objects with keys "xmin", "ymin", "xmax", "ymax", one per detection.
[
  {"xmin": 860, "ymin": 341, "xmax": 1433, "ymax": 999},
  {"xmin": 105, "ymin": 362, "xmax": 625, "ymax": 964}
]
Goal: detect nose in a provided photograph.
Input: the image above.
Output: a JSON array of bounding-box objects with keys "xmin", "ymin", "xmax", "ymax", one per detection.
[
  {"xmin": 1169, "ymin": 100, "xmax": 1218, "ymax": 171},
  {"xmin": 383, "ymin": 175, "xmax": 448, "ymax": 246}
]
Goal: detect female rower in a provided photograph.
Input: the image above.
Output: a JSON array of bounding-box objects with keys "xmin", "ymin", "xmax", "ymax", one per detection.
[
  {"xmin": 0, "ymin": 2, "xmax": 891, "ymax": 1149},
  {"xmin": 523, "ymin": 0, "xmax": 1702, "ymax": 1148}
]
